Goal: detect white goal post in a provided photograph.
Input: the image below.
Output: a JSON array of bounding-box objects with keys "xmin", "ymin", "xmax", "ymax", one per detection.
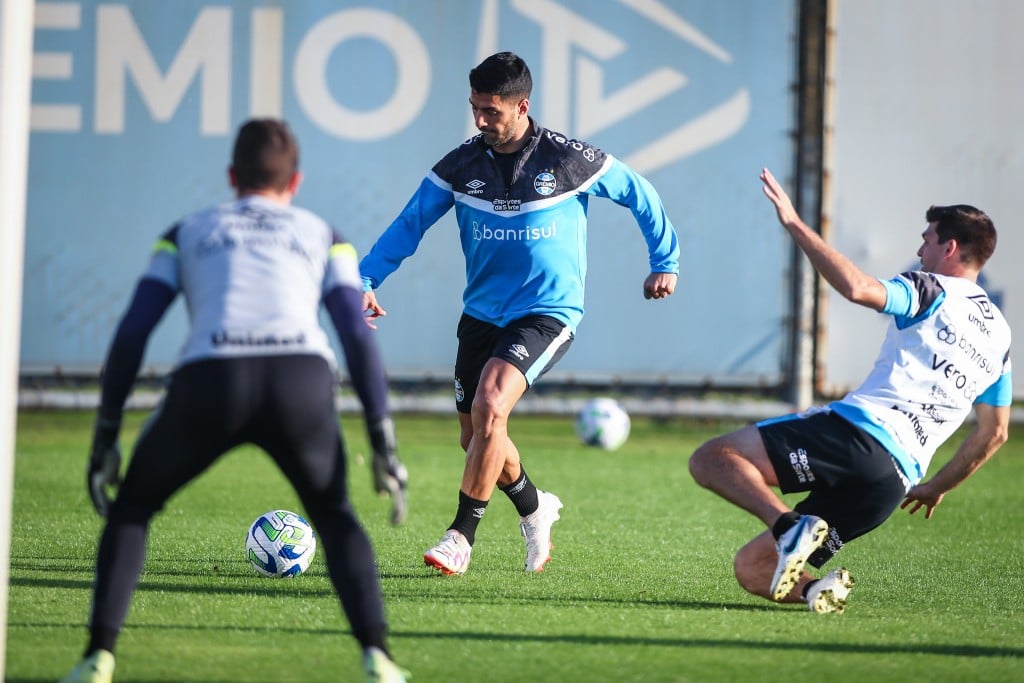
[{"xmin": 0, "ymin": 0, "xmax": 35, "ymax": 676}]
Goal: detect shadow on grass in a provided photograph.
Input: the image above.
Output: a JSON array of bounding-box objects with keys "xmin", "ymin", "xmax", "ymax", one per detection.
[
  {"xmin": 12, "ymin": 619, "xmax": 1024, "ymax": 661},
  {"xmin": 9, "ymin": 572, "xmax": 762, "ymax": 611},
  {"xmin": 8, "ymin": 574, "xmax": 338, "ymax": 598},
  {"xmin": 396, "ymin": 630, "xmax": 1024, "ymax": 659},
  {"xmin": 14, "ymin": 567, "xmax": 1024, "ymax": 661}
]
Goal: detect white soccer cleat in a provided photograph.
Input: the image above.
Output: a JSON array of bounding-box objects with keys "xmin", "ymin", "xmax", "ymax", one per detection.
[
  {"xmin": 363, "ymin": 647, "xmax": 409, "ymax": 683},
  {"xmin": 423, "ymin": 529, "xmax": 472, "ymax": 575},
  {"xmin": 520, "ymin": 490, "xmax": 563, "ymax": 572},
  {"xmin": 770, "ymin": 514, "xmax": 829, "ymax": 601},
  {"xmin": 60, "ymin": 649, "xmax": 115, "ymax": 683},
  {"xmin": 806, "ymin": 567, "xmax": 855, "ymax": 614}
]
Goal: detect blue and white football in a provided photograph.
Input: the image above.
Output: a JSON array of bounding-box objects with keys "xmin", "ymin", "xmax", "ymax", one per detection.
[{"xmin": 245, "ymin": 509, "xmax": 317, "ymax": 578}]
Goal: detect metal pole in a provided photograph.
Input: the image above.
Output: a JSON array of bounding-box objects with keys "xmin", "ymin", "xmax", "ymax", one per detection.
[{"xmin": 788, "ymin": 0, "xmax": 830, "ymax": 409}]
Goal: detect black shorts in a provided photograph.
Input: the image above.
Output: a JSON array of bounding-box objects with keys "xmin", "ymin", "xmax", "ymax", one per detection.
[
  {"xmin": 453, "ymin": 313, "xmax": 573, "ymax": 414},
  {"xmin": 115, "ymin": 354, "xmax": 350, "ymax": 521},
  {"xmin": 757, "ymin": 408, "xmax": 910, "ymax": 567}
]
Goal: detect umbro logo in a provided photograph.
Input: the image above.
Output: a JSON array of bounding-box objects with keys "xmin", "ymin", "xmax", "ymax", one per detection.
[
  {"xmin": 968, "ymin": 294, "xmax": 994, "ymax": 320},
  {"xmin": 509, "ymin": 344, "xmax": 529, "ymax": 360},
  {"xmin": 466, "ymin": 179, "xmax": 486, "ymax": 195}
]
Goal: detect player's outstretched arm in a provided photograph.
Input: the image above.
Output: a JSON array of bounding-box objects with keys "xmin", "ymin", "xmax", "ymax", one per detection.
[
  {"xmin": 760, "ymin": 168, "xmax": 887, "ymax": 311},
  {"xmin": 901, "ymin": 403, "xmax": 1010, "ymax": 518}
]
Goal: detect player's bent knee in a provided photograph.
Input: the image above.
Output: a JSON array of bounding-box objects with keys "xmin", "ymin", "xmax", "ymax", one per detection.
[
  {"xmin": 733, "ymin": 553, "xmax": 765, "ymax": 596},
  {"xmin": 733, "ymin": 535, "xmax": 776, "ymax": 598},
  {"xmin": 688, "ymin": 442, "xmax": 716, "ymax": 486},
  {"xmin": 471, "ymin": 394, "xmax": 513, "ymax": 425}
]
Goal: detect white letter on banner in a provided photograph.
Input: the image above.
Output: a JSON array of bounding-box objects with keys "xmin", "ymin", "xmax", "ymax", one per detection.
[
  {"xmin": 294, "ymin": 8, "xmax": 429, "ymax": 140},
  {"xmin": 31, "ymin": 2, "xmax": 82, "ymax": 132},
  {"xmin": 95, "ymin": 6, "xmax": 230, "ymax": 135},
  {"xmin": 250, "ymin": 8, "xmax": 283, "ymax": 117}
]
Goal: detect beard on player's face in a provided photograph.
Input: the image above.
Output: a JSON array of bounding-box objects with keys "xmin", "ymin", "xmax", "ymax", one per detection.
[{"xmin": 482, "ymin": 125, "xmax": 514, "ymax": 148}]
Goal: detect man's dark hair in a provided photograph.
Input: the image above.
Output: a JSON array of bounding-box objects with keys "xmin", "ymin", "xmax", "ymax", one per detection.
[
  {"xmin": 469, "ymin": 52, "xmax": 532, "ymax": 100},
  {"xmin": 231, "ymin": 118, "xmax": 299, "ymax": 192},
  {"xmin": 926, "ymin": 204, "xmax": 997, "ymax": 267}
]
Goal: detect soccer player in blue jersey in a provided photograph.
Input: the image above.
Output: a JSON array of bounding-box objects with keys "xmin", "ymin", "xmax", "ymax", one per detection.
[
  {"xmin": 61, "ymin": 119, "xmax": 408, "ymax": 683},
  {"xmin": 689, "ymin": 168, "xmax": 1012, "ymax": 613},
  {"xmin": 359, "ymin": 52, "xmax": 680, "ymax": 575}
]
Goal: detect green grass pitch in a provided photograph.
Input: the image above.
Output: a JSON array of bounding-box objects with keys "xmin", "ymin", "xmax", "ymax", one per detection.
[{"xmin": 7, "ymin": 409, "xmax": 1024, "ymax": 681}]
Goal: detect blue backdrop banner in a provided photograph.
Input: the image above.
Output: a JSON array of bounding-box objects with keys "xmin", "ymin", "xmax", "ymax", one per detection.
[{"xmin": 23, "ymin": 0, "xmax": 795, "ymax": 385}]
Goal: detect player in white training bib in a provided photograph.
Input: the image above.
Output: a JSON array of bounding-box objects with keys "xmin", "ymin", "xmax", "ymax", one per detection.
[{"xmin": 688, "ymin": 168, "xmax": 1011, "ymax": 614}]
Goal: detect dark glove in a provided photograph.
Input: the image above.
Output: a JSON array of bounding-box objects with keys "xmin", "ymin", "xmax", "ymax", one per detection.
[
  {"xmin": 367, "ymin": 416, "xmax": 408, "ymax": 525},
  {"xmin": 88, "ymin": 417, "xmax": 122, "ymax": 517}
]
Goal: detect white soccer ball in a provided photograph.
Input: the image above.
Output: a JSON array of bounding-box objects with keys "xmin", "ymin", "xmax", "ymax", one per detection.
[
  {"xmin": 245, "ymin": 509, "xmax": 317, "ymax": 578},
  {"xmin": 575, "ymin": 397, "xmax": 631, "ymax": 451}
]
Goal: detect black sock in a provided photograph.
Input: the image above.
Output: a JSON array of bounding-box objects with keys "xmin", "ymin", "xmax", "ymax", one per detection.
[
  {"xmin": 500, "ymin": 467, "xmax": 540, "ymax": 517},
  {"xmin": 450, "ymin": 491, "xmax": 488, "ymax": 545},
  {"xmin": 86, "ymin": 626, "xmax": 118, "ymax": 656},
  {"xmin": 771, "ymin": 511, "xmax": 802, "ymax": 540}
]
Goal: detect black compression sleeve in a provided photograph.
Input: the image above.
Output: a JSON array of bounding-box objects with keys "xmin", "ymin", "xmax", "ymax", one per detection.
[
  {"xmin": 98, "ymin": 278, "xmax": 176, "ymax": 423},
  {"xmin": 323, "ymin": 286, "xmax": 390, "ymax": 421}
]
